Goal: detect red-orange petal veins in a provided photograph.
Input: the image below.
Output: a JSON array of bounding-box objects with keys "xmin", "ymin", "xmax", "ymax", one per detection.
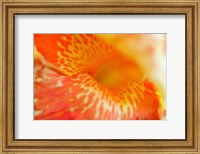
[
  {"xmin": 34, "ymin": 34, "xmax": 119, "ymax": 76},
  {"xmin": 34, "ymin": 66, "xmax": 162, "ymax": 120},
  {"xmin": 34, "ymin": 66, "xmax": 117, "ymax": 120}
]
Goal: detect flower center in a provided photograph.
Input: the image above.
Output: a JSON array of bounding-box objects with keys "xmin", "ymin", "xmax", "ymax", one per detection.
[{"xmin": 89, "ymin": 57, "xmax": 143, "ymax": 89}]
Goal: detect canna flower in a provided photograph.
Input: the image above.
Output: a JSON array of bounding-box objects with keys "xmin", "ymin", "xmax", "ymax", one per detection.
[{"xmin": 34, "ymin": 34, "xmax": 166, "ymax": 120}]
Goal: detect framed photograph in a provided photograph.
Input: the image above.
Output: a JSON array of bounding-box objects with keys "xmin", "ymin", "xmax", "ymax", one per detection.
[{"xmin": 0, "ymin": 0, "xmax": 199, "ymax": 153}]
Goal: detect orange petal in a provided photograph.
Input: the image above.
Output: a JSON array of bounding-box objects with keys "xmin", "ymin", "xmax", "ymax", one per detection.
[
  {"xmin": 115, "ymin": 80, "xmax": 163, "ymax": 120},
  {"xmin": 34, "ymin": 69, "xmax": 118, "ymax": 120},
  {"xmin": 34, "ymin": 34, "xmax": 118, "ymax": 76},
  {"xmin": 34, "ymin": 65, "xmax": 163, "ymax": 120}
]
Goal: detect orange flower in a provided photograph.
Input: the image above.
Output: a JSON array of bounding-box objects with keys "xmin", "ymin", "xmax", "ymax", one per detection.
[{"xmin": 34, "ymin": 34, "xmax": 166, "ymax": 120}]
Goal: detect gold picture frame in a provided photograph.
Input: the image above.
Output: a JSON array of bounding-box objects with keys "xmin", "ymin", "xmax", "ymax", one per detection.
[{"xmin": 0, "ymin": 0, "xmax": 199, "ymax": 153}]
